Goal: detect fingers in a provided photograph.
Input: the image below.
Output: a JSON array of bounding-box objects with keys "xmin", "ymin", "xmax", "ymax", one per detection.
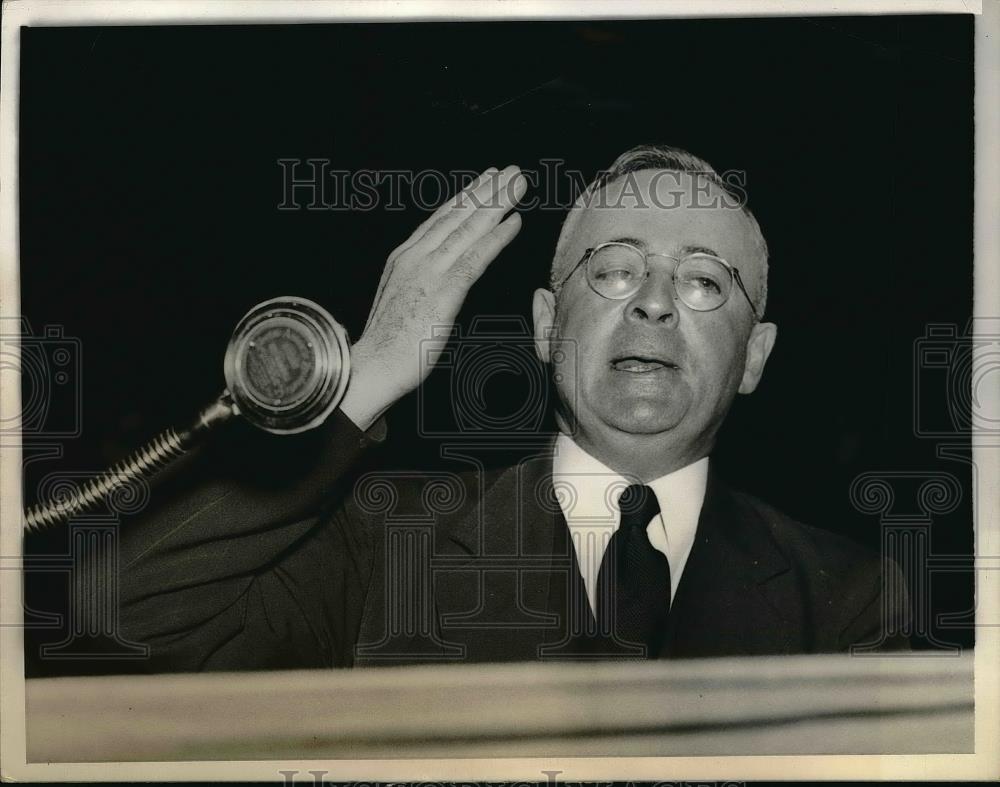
[
  {"xmin": 411, "ymin": 165, "xmax": 521, "ymax": 257},
  {"xmin": 363, "ymin": 163, "xmax": 524, "ymax": 334},
  {"xmin": 391, "ymin": 167, "xmax": 499, "ymax": 260},
  {"xmin": 432, "ymin": 170, "xmax": 526, "ymax": 265},
  {"xmin": 367, "ymin": 167, "xmax": 505, "ymax": 331},
  {"xmin": 448, "ymin": 211, "xmax": 522, "ymax": 288}
]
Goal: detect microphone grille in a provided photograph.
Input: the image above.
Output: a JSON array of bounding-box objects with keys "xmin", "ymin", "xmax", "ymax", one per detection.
[
  {"xmin": 242, "ymin": 318, "xmax": 318, "ymax": 406},
  {"xmin": 224, "ymin": 297, "xmax": 350, "ymax": 434}
]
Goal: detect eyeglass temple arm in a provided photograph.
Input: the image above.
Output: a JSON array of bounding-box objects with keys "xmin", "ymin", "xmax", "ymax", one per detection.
[
  {"xmin": 732, "ymin": 268, "xmax": 760, "ymax": 321},
  {"xmin": 555, "ymin": 249, "xmax": 593, "ymax": 291}
]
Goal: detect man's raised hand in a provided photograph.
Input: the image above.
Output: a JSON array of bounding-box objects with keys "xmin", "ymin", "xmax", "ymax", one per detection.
[{"xmin": 340, "ymin": 165, "xmax": 526, "ymax": 431}]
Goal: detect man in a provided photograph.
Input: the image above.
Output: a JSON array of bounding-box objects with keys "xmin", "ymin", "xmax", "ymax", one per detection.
[{"xmin": 118, "ymin": 145, "xmax": 909, "ymax": 671}]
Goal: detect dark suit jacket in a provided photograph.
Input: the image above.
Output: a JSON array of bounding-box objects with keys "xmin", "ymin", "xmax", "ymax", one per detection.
[{"xmin": 118, "ymin": 411, "xmax": 910, "ymax": 672}]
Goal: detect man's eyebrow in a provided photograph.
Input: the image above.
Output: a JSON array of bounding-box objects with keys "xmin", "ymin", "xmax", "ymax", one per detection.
[
  {"xmin": 606, "ymin": 236, "xmax": 647, "ymax": 248},
  {"xmin": 679, "ymin": 244, "xmax": 722, "ymax": 257},
  {"xmin": 605, "ymin": 237, "xmax": 723, "ymax": 258}
]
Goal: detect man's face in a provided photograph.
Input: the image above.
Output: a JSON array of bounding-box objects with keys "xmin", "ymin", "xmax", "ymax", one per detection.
[{"xmin": 533, "ymin": 169, "xmax": 777, "ymax": 473}]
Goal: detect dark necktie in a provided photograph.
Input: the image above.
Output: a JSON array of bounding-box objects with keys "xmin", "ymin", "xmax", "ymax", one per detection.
[{"xmin": 595, "ymin": 484, "xmax": 671, "ymax": 657}]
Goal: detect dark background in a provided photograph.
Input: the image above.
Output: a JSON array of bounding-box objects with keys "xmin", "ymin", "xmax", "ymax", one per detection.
[{"xmin": 19, "ymin": 16, "xmax": 975, "ymax": 673}]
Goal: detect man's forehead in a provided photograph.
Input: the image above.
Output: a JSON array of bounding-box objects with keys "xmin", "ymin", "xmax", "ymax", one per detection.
[
  {"xmin": 597, "ymin": 168, "xmax": 727, "ymax": 209},
  {"xmin": 570, "ymin": 170, "xmax": 756, "ymax": 254}
]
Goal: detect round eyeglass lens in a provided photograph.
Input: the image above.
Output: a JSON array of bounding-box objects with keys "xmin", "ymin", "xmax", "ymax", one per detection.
[
  {"xmin": 674, "ymin": 255, "xmax": 733, "ymax": 311},
  {"xmin": 586, "ymin": 244, "xmax": 647, "ymax": 298}
]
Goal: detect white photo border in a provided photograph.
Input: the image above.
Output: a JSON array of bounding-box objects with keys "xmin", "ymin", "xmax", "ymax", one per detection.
[{"xmin": 1, "ymin": 0, "xmax": 995, "ymax": 781}]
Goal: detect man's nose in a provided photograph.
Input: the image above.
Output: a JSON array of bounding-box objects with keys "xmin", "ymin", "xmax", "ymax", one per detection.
[{"xmin": 624, "ymin": 267, "xmax": 679, "ymax": 326}]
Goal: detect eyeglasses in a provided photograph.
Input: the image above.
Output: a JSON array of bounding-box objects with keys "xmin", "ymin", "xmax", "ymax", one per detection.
[{"xmin": 556, "ymin": 241, "xmax": 760, "ymax": 322}]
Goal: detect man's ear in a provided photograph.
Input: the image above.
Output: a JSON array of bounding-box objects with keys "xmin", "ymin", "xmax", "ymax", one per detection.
[
  {"xmin": 532, "ymin": 288, "xmax": 556, "ymax": 363},
  {"xmin": 739, "ymin": 321, "xmax": 778, "ymax": 394}
]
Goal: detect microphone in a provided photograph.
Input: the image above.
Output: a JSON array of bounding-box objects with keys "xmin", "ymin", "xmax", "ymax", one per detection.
[
  {"xmin": 224, "ymin": 296, "xmax": 351, "ymax": 434},
  {"xmin": 24, "ymin": 297, "xmax": 351, "ymax": 532}
]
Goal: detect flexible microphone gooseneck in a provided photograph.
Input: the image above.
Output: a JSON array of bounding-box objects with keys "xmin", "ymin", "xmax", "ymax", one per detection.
[{"xmin": 23, "ymin": 297, "xmax": 351, "ymax": 533}]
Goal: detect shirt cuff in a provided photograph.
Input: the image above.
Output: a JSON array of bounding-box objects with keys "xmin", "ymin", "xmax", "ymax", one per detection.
[{"xmin": 332, "ymin": 406, "xmax": 388, "ymax": 447}]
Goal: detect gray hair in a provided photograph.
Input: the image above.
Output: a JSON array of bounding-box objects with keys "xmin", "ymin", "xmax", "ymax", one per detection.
[{"xmin": 550, "ymin": 144, "xmax": 769, "ymax": 316}]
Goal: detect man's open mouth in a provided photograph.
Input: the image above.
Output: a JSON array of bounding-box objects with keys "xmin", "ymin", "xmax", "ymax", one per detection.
[{"xmin": 611, "ymin": 356, "xmax": 679, "ymax": 373}]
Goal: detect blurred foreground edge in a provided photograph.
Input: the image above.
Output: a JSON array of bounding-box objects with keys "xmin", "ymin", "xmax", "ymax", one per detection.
[{"xmin": 26, "ymin": 651, "xmax": 973, "ymax": 761}]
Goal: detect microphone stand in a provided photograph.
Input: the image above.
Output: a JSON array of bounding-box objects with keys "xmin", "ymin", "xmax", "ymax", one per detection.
[{"xmin": 23, "ymin": 392, "xmax": 237, "ymax": 533}]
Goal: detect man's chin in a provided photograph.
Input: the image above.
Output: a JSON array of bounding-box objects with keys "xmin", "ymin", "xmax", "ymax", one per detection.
[{"xmin": 597, "ymin": 403, "xmax": 689, "ymax": 436}]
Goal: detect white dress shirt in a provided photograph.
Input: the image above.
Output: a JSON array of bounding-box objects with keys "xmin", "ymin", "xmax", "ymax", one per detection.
[{"xmin": 551, "ymin": 432, "xmax": 709, "ymax": 616}]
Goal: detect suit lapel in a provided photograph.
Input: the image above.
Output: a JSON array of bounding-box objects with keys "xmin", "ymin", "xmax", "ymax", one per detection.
[
  {"xmin": 662, "ymin": 470, "xmax": 796, "ymax": 657},
  {"xmin": 441, "ymin": 446, "xmax": 560, "ymax": 560},
  {"xmin": 434, "ymin": 445, "xmax": 566, "ymax": 660}
]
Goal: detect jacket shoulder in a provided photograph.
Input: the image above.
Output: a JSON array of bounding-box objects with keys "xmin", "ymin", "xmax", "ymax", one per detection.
[
  {"xmin": 729, "ymin": 487, "xmax": 876, "ymax": 568},
  {"xmin": 725, "ymin": 485, "xmax": 909, "ymax": 650}
]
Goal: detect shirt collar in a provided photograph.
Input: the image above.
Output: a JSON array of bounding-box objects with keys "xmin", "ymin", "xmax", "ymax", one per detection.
[{"xmin": 552, "ymin": 431, "xmax": 709, "ymax": 601}]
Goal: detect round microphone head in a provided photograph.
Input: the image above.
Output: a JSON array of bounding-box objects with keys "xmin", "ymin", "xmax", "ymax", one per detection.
[{"xmin": 223, "ymin": 297, "xmax": 351, "ymax": 434}]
